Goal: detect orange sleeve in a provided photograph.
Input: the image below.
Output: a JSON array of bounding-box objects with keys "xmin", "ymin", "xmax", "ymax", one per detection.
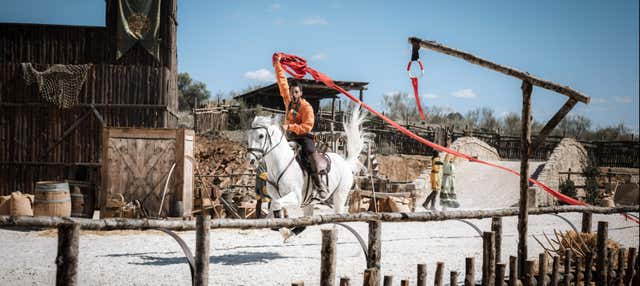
[
  {"xmin": 287, "ymin": 101, "xmax": 314, "ymax": 135},
  {"xmin": 273, "ymin": 60, "xmax": 291, "ymax": 108}
]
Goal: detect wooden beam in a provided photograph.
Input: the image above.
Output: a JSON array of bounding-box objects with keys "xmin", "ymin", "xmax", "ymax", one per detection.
[
  {"xmin": 40, "ymin": 109, "xmax": 93, "ymax": 160},
  {"xmin": 530, "ymin": 98, "xmax": 578, "ymax": 153},
  {"xmin": 518, "ymin": 80, "xmax": 533, "ymax": 277},
  {"xmin": 408, "ymin": 37, "xmax": 590, "ymax": 104},
  {"xmin": 1, "ymin": 205, "xmax": 636, "ymax": 231},
  {"xmin": 56, "ymin": 222, "xmax": 79, "ymax": 286}
]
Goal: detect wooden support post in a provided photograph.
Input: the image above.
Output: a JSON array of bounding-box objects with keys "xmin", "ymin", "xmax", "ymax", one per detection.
[
  {"xmin": 340, "ymin": 277, "xmax": 350, "ymax": 286},
  {"xmin": 563, "ymin": 249, "xmax": 572, "ymax": 286},
  {"xmin": 581, "ymin": 212, "xmax": 592, "ymax": 233},
  {"xmin": 596, "ymin": 221, "xmax": 608, "ymax": 285},
  {"xmin": 575, "ymin": 256, "xmax": 583, "ymax": 285},
  {"xmin": 509, "ymin": 256, "xmax": 519, "ymax": 286},
  {"xmin": 359, "ymin": 88, "xmax": 364, "ymax": 102},
  {"xmin": 483, "ymin": 231, "xmax": 496, "ymax": 286},
  {"xmin": 195, "ymin": 215, "xmax": 210, "ymax": 286},
  {"xmin": 584, "ymin": 252, "xmax": 593, "ymax": 285},
  {"xmin": 417, "ymin": 264, "xmax": 427, "ymax": 286},
  {"xmin": 364, "ymin": 268, "xmax": 377, "ymax": 286},
  {"xmin": 367, "ymin": 221, "xmax": 382, "ymax": 286},
  {"xmin": 537, "ymin": 253, "xmax": 547, "ymax": 286},
  {"xmin": 492, "ymin": 217, "xmax": 503, "ymax": 264},
  {"xmin": 451, "ymin": 271, "xmax": 459, "ymax": 286},
  {"xmin": 624, "ymin": 248, "xmax": 637, "ymax": 286},
  {"xmin": 382, "ymin": 276, "xmax": 393, "ymax": 286},
  {"xmin": 495, "ymin": 263, "xmax": 505, "ymax": 286},
  {"xmin": 524, "ymin": 260, "xmax": 535, "ymax": 286},
  {"xmin": 292, "ymin": 281, "xmax": 305, "ymax": 286},
  {"xmin": 321, "ymin": 229, "xmax": 337, "ymax": 286},
  {"xmin": 518, "ymin": 80, "xmax": 533, "ymax": 277},
  {"xmin": 551, "ymin": 256, "xmax": 559, "ymax": 286},
  {"xmin": 400, "ymin": 280, "xmax": 409, "ymax": 286},
  {"xmin": 56, "ymin": 222, "xmax": 80, "ymax": 286},
  {"xmin": 530, "ymin": 98, "xmax": 578, "ymax": 153},
  {"xmin": 607, "ymin": 247, "xmax": 615, "ymax": 285},
  {"xmin": 435, "ymin": 262, "xmax": 445, "ymax": 286},
  {"xmin": 616, "ymin": 248, "xmax": 625, "ymax": 286},
  {"xmin": 465, "ymin": 257, "xmax": 475, "ymax": 286}
]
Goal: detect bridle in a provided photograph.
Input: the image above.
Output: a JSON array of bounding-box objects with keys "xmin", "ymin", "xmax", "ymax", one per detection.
[{"xmin": 247, "ymin": 124, "xmax": 298, "ymax": 196}]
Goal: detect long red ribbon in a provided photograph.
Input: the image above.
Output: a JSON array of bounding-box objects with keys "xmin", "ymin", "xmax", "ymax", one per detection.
[
  {"xmin": 410, "ymin": 77, "xmax": 426, "ymax": 120},
  {"xmin": 273, "ymin": 52, "xmax": 638, "ymax": 223}
]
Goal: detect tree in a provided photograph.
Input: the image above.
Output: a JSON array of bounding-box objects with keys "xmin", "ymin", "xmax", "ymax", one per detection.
[
  {"xmin": 178, "ymin": 73, "xmax": 211, "ymax": 111},
  {"xmin": 383, "ymin": 92, "xmax": 420, "ymax": 123},
  {"xmin": 501, "ymin": 112, "xmax": 521, "ymax": 136}
]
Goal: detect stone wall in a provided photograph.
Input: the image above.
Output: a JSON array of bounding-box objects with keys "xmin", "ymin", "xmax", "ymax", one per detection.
[
  {"xmin": 449, "ymin": 136, "xmax": 501, "ymax": 165},
  {"xmin": 534, "ymin": 138, "xmax": 590, "ymax": 206}
]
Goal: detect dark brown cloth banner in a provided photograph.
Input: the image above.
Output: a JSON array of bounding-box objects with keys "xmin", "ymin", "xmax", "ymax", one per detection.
[{"xmin": 116, "ymin": 0, "xmax": 161, "ymax": 61}]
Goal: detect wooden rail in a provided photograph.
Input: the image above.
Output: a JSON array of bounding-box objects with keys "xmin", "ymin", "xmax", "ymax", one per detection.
[{"xmin": 1, "ymin": 206, "xmax": 637, "ymax": 231}]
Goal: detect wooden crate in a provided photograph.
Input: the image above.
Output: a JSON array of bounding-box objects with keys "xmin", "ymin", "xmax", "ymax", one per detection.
[{"xmin": 101, "ymin": 128, "xmax": 194, "ymax": 218}]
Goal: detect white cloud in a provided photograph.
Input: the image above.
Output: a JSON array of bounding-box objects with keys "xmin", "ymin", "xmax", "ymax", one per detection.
[
  {"xmin": 591, "ymin": 97, "xmax": 607, "ymax": 104},
  {"xmin": 423, "ymin": 93, "xmax": 439, "ymax": 99},
  {"xmin": 452, "ymin": 89, "xmax": 477, "ymax": 99},
  {"xmin": 244, "ymin": 69, "xmax": 275, "ymax": 82},
  {"xmin": 614, "ymin": 96, "xmax": 633, "ymax": 103},
  {"xmin": 273, "ymin": 18, "xmax": 285, "ymax": 25},
  {"xmin": 270, "ymin": 3, "xmax": 281, "ymax": 11},
  {"xmin": 311, "ymin": 53, "xmax": 328, "ymax": 61},
  {"xmin": 302, "ymin": 17, "xmax": 328, "ymax": 25}
]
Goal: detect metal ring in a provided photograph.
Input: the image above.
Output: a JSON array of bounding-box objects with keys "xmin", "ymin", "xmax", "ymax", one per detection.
[{"xmin": 407, "ymin": 59, "xmax": 424, "ymax": 79}]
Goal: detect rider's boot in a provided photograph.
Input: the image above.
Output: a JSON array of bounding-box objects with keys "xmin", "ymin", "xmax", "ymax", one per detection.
[{"xmin": 308, "ymin": 153, "xmax": 329, "ymax": 200}]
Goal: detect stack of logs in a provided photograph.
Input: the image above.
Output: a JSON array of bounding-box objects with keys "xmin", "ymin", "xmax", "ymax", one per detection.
[{"xmin": 194, "ymin": 134, "xmax": 257, "ymax": 218}]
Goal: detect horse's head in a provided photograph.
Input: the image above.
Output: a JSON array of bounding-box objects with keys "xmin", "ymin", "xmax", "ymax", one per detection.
[{"xmin": 246, "ymin": 115, "xmax": 284, "ymax": 168}]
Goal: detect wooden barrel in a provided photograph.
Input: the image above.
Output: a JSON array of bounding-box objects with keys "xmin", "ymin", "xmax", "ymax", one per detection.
[
  {"xmin": 66, "ymin": 180, "xmax": 95, "ymax": 218},
  {"xmin": 34, "ymin": 181, "xmax": 71, "ymax": 217},
  {"xmin": 70, "ymin": 187, "xmax": 84, "ymax": 217}
]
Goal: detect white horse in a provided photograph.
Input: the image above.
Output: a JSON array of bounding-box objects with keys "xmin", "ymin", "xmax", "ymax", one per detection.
[{"xmin": 246, "ymin": 104, "xmax": 367, "ymax": 236}]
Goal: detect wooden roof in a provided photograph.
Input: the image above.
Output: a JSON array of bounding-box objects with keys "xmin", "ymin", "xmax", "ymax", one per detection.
[{"xmin": 234, "ymin": 78, "xmax": 368, "ymax": 101}]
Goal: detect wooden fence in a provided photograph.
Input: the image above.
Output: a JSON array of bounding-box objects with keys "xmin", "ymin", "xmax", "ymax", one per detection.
[{"xmin": 1, "ymin": 205, "xmax": 637, "ymax": 285}]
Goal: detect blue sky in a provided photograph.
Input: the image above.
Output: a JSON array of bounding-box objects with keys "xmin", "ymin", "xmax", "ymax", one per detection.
[{"xmin": 2, "ymin": 0, "xmax": 639, "ymax": 131}]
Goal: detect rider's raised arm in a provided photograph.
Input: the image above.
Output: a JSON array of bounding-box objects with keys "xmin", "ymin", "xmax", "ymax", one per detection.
[{"xmin": 273, "ymin": 57, "xmax": 291, "ymax": 107}]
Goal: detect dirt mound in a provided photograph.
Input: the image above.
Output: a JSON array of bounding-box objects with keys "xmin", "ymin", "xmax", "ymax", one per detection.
[
  {"xmin": 376, "ymin": 155, "xmax": 430, "ymax": 182},
  {"xmin": 195, "ymin": 133, "xmax": 254, "ymax": 188}
]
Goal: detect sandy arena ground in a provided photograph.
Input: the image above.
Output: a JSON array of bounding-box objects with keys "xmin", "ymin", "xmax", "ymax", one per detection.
[{"xmin": 1, "ymin": 160, "xmax": 638, "ymax": 285}]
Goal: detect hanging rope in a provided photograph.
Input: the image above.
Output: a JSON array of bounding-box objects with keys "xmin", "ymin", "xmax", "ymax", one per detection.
[
  {"xmin": 407, "ymin": 41, "xmax": 426, "ymax": 120},
  {"xmin": 272, "ymin": 52, "xmax": 639, "ymax": 224}
]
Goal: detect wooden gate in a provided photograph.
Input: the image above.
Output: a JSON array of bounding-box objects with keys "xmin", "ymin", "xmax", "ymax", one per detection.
[{"xmin": 101, "ymin": 128, "xmax": 193, "ymax": 218}]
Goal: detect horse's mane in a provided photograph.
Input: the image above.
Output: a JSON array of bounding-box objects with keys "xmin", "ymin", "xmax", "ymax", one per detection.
[{"xmin": 251, "ymin": 116, "xmax": 274, "ymax": 128}]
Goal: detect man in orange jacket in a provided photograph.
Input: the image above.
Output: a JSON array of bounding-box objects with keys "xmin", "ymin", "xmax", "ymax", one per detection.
[{"xmin": 273, "ymin": 55, "xmax": 329, "ymax": 200}]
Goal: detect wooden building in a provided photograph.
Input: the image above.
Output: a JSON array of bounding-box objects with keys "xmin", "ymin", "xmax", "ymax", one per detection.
[
  {"xmin": 234, "ymin": 78, "xmax": 368, "ymax": 113},
  {"xmin": 0, "ymin": 0, "xmax": 179, "ymax": 195}
]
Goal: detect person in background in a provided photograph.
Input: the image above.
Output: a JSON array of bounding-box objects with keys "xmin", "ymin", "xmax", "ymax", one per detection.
[{"xmin": 422, "ymin": 154, "xmax": 443, "ymax": 210}]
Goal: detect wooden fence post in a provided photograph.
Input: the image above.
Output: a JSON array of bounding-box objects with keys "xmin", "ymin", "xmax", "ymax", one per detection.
[
  {"xmin": 492, "ymin": 217, "xmax": 503, "ymax": 264},
  {"xmin": 451, "ymin": 271, "xmax": 459, "ymax": 286},
  {"xmin": 435, "ymin": 262, "xmax": 444, "ymax": 286},
  {"xmin": 563, "ymin": 249, "xmax": 572, "ymax": 286},
  {"xmin": 195, "ymin": 215, "xmax": 210, "ymax": 286},
  {"xmin": 465, "ymin": 257, "xmax": 475, "ymax": 286},
  {"xmin": 339, "ymin": 277, "xmax": 350, "ymax": 286},
  {"xmin": 575, "ymin": 255, "xmax": 583, "ymax": 285},
  {"xmin": 607, "ymin": 247, "xmax": 614, "ymax": 285},
  {"xmin": 596, "ymin": 221, "xmax": 608, "ymax": 285},
  {"xmin": 495, "ymin": 263, "xmax": 505, "ymax": 286},
  {"xmin": 550, "ymin": 256, "xmax": 559, "ymax": 286},
  {"xmin": 292, "ymin": 281, "xmax": 305, "ymax": 286},
  {"xmin": 518, "ymin": 80, "xmax": 533, "ymax": 278},
  {"xmin": 624, "ymin": 248, "xmax": 637, "ymax": 286},
  {"xmin": 537, "ymin": 253, "xmax": 546, "ymax": 286},
  {"xmin": 367, "ymin": 221, "xmax": 382, "ymax": 286},
  {"xmin": 581, "ymin": 212, "xmax": 592, "ymax": 233},
  {"xmin": 364, "ymin": 268, "xmax": 377, "ymax": 286},
  {"xmin": 584, "ymin": 252, "xmax": 593, "ymax": 285},
  {"xmin": 321, "ymin": 229, "xmax": 337, "ymax": 286},
  {"xmin": 382, "ymin": 276, "xmax": 393, "ymax": 286},
  {"xmin": 483, "ymin": 231, "xmax": 496, "ymax": 286},
  {"xmin": 616, "ymin": 248, "xmax": 625, "ymax": 286},
  {"xmin": 524, "ymin": 260, "xmax": 535, "ymax": 286},
  {"xmin": 509, "ymin": 256, "xmax": 519, "ymax": 286},
  {"xmin": 417, "ymin": 264, "xmax": 427, "ymax": 286},
  {"xmin": 400, "ymin": 280, "xmax": 409, "ymax": 286},
  {"xmin": 56, "ymin": 222, "xmax": 80, "ymax": 286}
]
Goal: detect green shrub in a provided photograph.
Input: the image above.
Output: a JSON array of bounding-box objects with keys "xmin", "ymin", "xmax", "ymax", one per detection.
[
  {"xmin": 559, "ymin": 178, "xmax": 577, "ymax": 205},
  {"xmin": 583, "ymin": 165, "xmax": 601, "ymax": 205}
]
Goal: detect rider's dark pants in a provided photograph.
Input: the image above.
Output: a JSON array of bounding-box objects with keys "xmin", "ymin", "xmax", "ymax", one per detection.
[{"xmin": 288, "ymin": 133, "xmax": 315, "ymax": 158}]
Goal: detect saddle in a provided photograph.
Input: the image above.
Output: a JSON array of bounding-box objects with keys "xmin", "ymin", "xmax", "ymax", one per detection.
[{"xmin": 288, "ymin": 142, "xmax": 331, "ymax": 175}]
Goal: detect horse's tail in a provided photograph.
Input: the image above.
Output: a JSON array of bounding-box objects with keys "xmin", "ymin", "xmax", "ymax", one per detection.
[{"xmin": 343, "ymin": 103, "xmax": 368, "ymax": 174}]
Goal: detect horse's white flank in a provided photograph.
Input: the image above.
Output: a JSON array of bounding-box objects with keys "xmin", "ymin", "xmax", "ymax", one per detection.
[{"xmin": 247, "ymin": 104, "xmax": 367, "ymax": 217}]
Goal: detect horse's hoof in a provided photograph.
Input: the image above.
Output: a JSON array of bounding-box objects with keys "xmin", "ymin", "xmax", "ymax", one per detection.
[{"xmin": 279, "ymin": 228, "xmax": 294, "ymax": 243}]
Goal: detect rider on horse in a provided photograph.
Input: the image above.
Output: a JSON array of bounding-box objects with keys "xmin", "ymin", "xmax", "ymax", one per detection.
[{"xmin": 273, "ymin": 55, "xmax": 329, "ymax": 201}]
